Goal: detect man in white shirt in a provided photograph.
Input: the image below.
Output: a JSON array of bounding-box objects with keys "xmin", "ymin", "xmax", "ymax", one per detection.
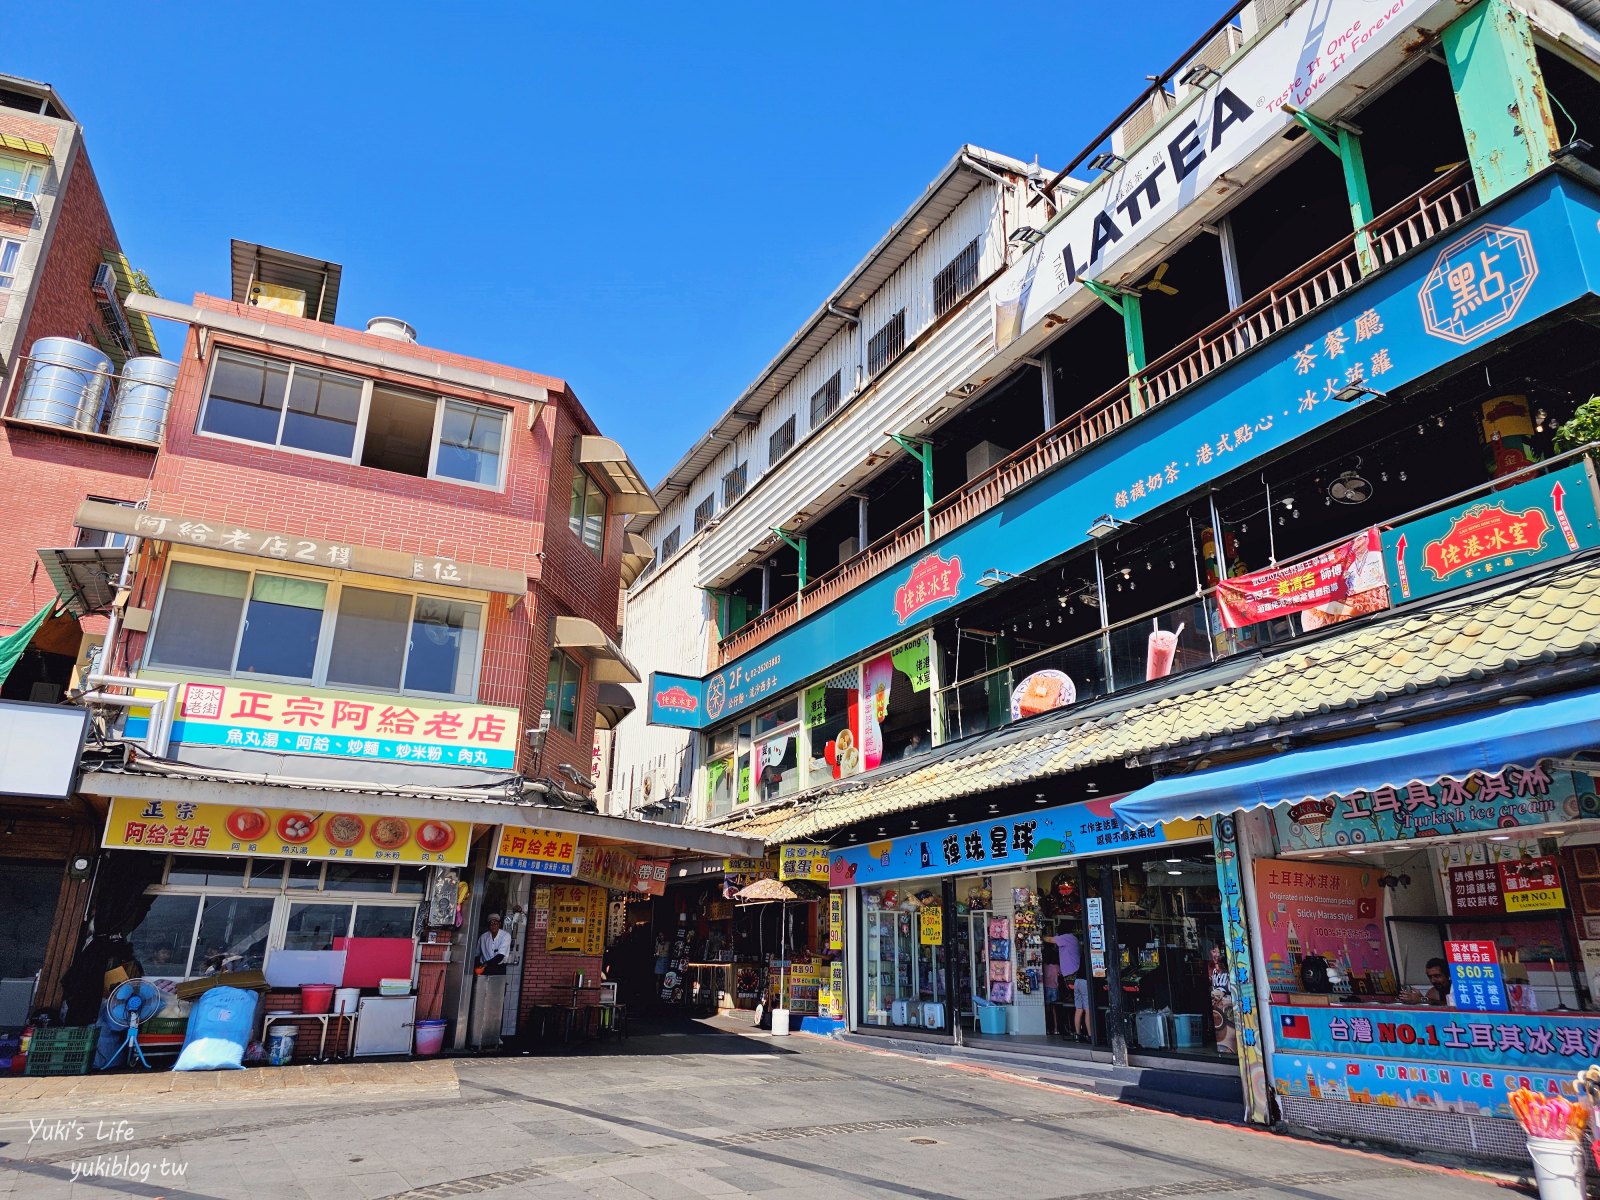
[{"xmin": 477, "ymin": 914, "xmax": 512, "ymax": 976}]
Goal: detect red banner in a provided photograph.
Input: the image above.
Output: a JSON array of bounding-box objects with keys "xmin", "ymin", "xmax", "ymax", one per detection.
[{"xmin": 1216, "ymin": 529, "xmax": 1387, "ymax": 630}]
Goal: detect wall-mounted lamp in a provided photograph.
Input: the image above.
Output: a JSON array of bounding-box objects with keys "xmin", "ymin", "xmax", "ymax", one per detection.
[
  {"xmin": 1086, "ymin": 514, "xmax": 1135, "ymax": 539},
  {"xmin": 1008, "ymin": 226, "xmax": 1046, "ymax": 248},
  {"xmin": 1087, "ymin": 151, "xmax": 1127, "ymax": 173},
  {"xmin": 1180, "ymin": 62, "xmax": 1222, "ymax": 89},
  {"xmin": 977, "ymin": 568, "xmax": 1025, "ymax": 588},
  {"xmin": 1333, "ymin": 383, "xmax": 1386, "ymax": 405}
]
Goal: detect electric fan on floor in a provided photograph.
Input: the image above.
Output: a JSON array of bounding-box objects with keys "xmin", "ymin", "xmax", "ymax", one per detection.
[{"xmin": 106, "ymin": 978, "xmax": 164, "ymax": 1069}]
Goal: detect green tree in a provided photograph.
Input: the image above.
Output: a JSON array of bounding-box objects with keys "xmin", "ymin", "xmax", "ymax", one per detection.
[{"xmin": 1553, "ymin": 396, "xmax": 1600, "ymax": 455}]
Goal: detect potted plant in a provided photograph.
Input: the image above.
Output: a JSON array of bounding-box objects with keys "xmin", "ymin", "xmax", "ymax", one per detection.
[{"xmin": 1552, "ymin": 395, "xmax": 1600, "ymax": 456}]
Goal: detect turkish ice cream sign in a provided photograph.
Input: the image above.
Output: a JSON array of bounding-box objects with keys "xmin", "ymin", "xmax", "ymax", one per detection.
[
  {"xmin": 1254, "ymin": 858, "xmax": 1387, "ymax": 991},
  {"xmin": 1382, "ymin": 462, "xmax": 1600, "ymax": 605},
  {"xmin": 127, "ymin": 678, "xmax": 518, "ymax": 769}
]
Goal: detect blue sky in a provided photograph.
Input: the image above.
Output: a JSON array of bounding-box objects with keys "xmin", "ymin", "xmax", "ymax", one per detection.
[{"xmin": 15, "ymin": 2, "xmax": 1211, "ymax": 482}]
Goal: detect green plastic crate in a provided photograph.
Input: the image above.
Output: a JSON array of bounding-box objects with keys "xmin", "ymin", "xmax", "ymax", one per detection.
[{"xmin": 24, "ymin": 1026, "xmax": 97, "ymax": 1076}]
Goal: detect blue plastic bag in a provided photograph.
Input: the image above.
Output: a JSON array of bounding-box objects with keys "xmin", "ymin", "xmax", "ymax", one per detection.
[{"xmin": 173, "ymin": 986, "xmax": 258, "ymax": 1072}]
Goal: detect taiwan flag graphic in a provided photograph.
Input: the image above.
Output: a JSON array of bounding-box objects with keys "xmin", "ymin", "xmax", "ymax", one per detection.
[{"xmin": 1279, "ymin": 1013, "xmax": 1312, "ymax": 1040}]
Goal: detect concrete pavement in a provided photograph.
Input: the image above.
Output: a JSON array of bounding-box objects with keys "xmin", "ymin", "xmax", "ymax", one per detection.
[{"xmin": 0, "ymin": 1017, "xmax": 1531, "ymax": 1199}]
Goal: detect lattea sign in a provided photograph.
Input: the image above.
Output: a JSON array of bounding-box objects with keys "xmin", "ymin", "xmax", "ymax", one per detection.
[{"xmin": 1382, "ymin": 462, "xmax": 1600, "ymax": 604}]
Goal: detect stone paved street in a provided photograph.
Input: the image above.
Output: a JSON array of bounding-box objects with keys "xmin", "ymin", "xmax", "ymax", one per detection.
[{"xmin": 0, "ymin": 1021, "xmax": 1527, "ymax": 1199}]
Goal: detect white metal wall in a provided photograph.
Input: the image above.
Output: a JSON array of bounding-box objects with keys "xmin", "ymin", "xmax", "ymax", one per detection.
[{"xmin": 605, "ymin": 537, "xmax": 712, "ymax": 815}]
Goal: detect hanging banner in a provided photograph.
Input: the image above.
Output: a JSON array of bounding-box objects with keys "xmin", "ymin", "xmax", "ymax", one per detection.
[
  {"xmin": 1216, "ymin": 529, "xmax": 1387, "ymax": 631},
  {"xmin": 1214, "ymin": 815, "xmax": 1270, "ymax": 1124},
  {"xmin": 829, "ymin": 893, "xmax": 844, "ymax": 951},
  {"xmin": 859, "ymin": 651, "xmax": 895, "ymax": 773},
  {"xmin": 829, "ymin": 961, "xmax": 846, "ymax": 1019},
  {"xmin": 574, "ymin": 845, "xmax": 637, "ymax": 891},
  {"xmin": 778, "ymin": 843, "xmax": 830, "ymax": 883},
  {"xmin": 632, "ymin": 858, "xmax": 669, "ymax": 896},
  {"xmin": 103, "ymin": 796, "xmax": 469, "ymax": 865},
  {"xmin": 493, "ymin": 827, "xmax": 580, "ymax": 876},
  {"xmin": 1382, "ymin": 461, "xmax": 1600, "ymax": 605}
]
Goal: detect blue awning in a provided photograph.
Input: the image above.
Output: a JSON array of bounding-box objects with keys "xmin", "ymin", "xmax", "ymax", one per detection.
[{"xmin": 1111, "ymin": 687, "xmax": 1600, "ymax": 828}]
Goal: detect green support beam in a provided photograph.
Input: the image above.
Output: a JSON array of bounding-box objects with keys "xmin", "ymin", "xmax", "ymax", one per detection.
[
  {"xmin": 887, "ymin": 434, "xmax": 934, "ymax": 545},
  {"xmin": 1442, "ymin": 0, "xmax": 1559, "ymax": 203},
  {"xmin": 1082, "ymin": 280, "xmax": 1147, "ymax": 412},
  {"xmin": 771, "ymin": 526, "xmax": 807, "ymax": 600},
  {"xmin": 1289, "ymin": 108, "xmax": 1376, "ymax": 275}
]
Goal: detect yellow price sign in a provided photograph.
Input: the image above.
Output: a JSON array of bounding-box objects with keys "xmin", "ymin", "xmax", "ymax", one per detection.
[{"xmin": 919, "ymin": 906, "xmax": 943, "ymax": 946}]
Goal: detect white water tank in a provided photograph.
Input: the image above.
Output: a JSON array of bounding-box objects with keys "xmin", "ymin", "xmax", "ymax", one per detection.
[
  {"xmin": 14, "ymin": 338, "xmax": 113, "ymax": 431},
  {"xmin": 366, "ymin": 316, "xmax": 417, "ymax": 343},
  {"xmin": 106, "ymin": 356, "xmax": 179, "ymax": 443}
]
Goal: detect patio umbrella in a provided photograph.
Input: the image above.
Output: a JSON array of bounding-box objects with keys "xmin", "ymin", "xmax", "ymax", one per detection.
[{"xmin": 731, "ymin": 878, "xmax": 828, "ymax": 964}]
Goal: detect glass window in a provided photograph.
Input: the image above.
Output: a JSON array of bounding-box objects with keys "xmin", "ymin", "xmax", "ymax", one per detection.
[
  {"xmin": 324, "ymin": 863, "xmax": 397, "ymax": 893},
  {"xmin": 246, "ymin": 861, "xmax": 285, "ymax": 889},
  {"xmin": 200, "ymin": 352, "xmax": 291, "ymax": 445},
  {"xmin": 435, "ymin": 399, "xmax": 504, "ymax": 486},
  {"xmin": 753, "ymin": 723, "xmax": 800, "ymax": 802},
  {"xmin": 395, "ymin": 867, "xmax": 427, "ymax": 896},
  {"xmin": 862, "ymin": 889, "xmax": 946, "ymax": 1030},
  {"xmin": 705, "ymin": 726, "xmax": 739, "ymax": 817},
  {"xmin": 753, "ymin": 700, "xmax": 797, "ymax": 736},
  {"xmin": 147, "ymin": 562, "xmax": 249, "ymax": 672},
  {"xmin": 693, "ymin": 495, "xmax": 715, "ymax": 534},
  {"xmin": 807, "ymin": 668, "xmax": 861, "ymax": 780},
  {"xmin": 660, "ymin": 527, "xmax": 681, "ymax": 562},
  {"xmin": 0, "ymin": 237, "xmax": 22, "ymax": 290},
  {"xmin": 569, "ymin": 471, "xmax": 606, "ymax": 553},
  {"xmin": 362, "ymin": 386, "xmax": 436, "ymax": 477},
  {"xmin": 283, "ymin": 901, "xmax": 352, "ymax": 950},
  {"xmin": 192, "ymin": 896, "xmax": 273, "ymax": 975},
  {"xmin": 545, "ymin": 649, "xmax": 581, "ymax": 734},
  {"xmin": 166, "ymin": 854, "xmax": 248, "ymax": 888},
  {"xmin": 722, "ymin": 463, "xmax": 747, "ymax": 505},
  {"xmin": 353, "ymin": 904, "xmax": 416, "ymax": 939},
  {"xmin": 282, "ymin": 366, "xmax": 362, "ymax": 457},
  {"xmin": 235, "ymin": 574, "xmax": 327, "ymax": 679},
  {"xmin": 863, "ymin": 640, "xmax": 932, "ymax": 767},
  {"xmin": 287, "ymin": 860, "xmax": 324, "ymax": 890},
  {"xmin": 128, "ymin": 894, "xmax": 201, "ymax": 977},
  {"xmin": 406, "ymin": 597, "xmax": 481, "ymax": 696},
  {"xmin": 327, "ymin": 587, "xmax": 410, "ymax": 691},
  {"xmin": 0, "ymin": 153, "xmax": 44, "ymax": 201}
]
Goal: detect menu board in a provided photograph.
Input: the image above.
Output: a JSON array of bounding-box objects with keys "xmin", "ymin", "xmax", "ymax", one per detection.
[
  {"xmin": 1445, "ymin": 939, "xmax": 1509, "ymax": 1013},
  {"xmin": 784, "ymin": 962, "xmax": 822, "ymax": 1015},
  {"xmin": 547, "ymin": 883, "xmax": 607, "ymax": 954}
]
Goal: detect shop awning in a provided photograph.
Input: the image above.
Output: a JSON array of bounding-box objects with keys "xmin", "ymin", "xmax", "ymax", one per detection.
[
  {"xmin": 620, "ymin": 531, "xmax": 655, "ymax": 588},
  {"xmin": 1111, "ymin": 686, "xmax": 1600, "ymax": 828},
  {"xmin": 37, "ymin": 546, "xmax": 126, "ymax": 616},
  {"xmin": 594, "ymin": 682, "xmax": 637, "ymax": 730},
  {"xmin": 553, "ymin": 615, "xmax": 641, "ymax": 684},
  {"xmin": 576, "ymin": 436, "xmax": 660, "ymax": 516}
]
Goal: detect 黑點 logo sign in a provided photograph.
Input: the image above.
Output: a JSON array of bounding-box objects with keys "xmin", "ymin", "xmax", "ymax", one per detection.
[{"xmin": 893, "ymin": 553, "xmax": 963, "ymax": 623}]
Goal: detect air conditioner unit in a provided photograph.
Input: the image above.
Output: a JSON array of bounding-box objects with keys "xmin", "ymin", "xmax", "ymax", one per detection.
[
  {"xmin": 838, "ymin": 537, "xmax": 860, "ymax": 560},
  {"xmin": 966, "ymin": 441, "xmax": 1007, "ymax": 481},
  {"xmin": 90, "ymin": 264, "xmax": 134, "ymax": 354}
]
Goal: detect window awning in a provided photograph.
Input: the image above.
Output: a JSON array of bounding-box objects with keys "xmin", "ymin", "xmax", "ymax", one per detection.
[
  {"xmin": 37, "ymin": 546, "xmax": 126, "ymax": 616},
  {"xmin": 1111, "ymin": 687, "xmax": 1600, "ymax": 829},
  {"xmin": 576, "ymin": 436, "xmax": 660, "ymax": 516},
  {"xmin": 553, "ymin": 615, "xmax": 641, "ymax": 684},
  {"xmin": 620, "ymin": 531, "xmax": 655, "ymax": 588},
  {"xmin": 594, "ymin": 682, "xmax": 637, "ymax": 731}
]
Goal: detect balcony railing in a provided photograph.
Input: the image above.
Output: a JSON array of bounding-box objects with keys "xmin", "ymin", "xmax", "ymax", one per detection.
[{"xmin": 716, "ymin": 167, "xmax": 1479, "ymax": 667}]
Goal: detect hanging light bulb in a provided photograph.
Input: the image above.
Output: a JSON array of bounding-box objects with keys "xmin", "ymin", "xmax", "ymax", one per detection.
[
  {"xmin": 1416, "ymin": 424, "xmax": 1425, "ymax": 436},
  {"xmin": 1028, "ymin": 619, "xmax": 1033, "ymax": 629},
  {"xmin": 1120, "ymin": 567, "xmax": 1132, "ymax": 580},
  {"xmin": 1239, "ymin": 522, "xmax": 1248, "ymax": 533},
  {"xmin": 1435, "ymin": 414, "xmax": 1446, "ymax": 428},
  {"xmin": 1145, "ymin": 561, "xmax": 1152, "ymax": 571},
  {"xmin": 1293, "ymin": 508, "xmax": 1301, "ymax": 519},
  {"xmin": 1277, "ymin": 515, "xmax": 1285, "ymax": 526},
  {"xmin": 1535, "ymin": 408, "xmax": 1549, "ymax": 432},
  {"xmin": 1169, "ymin": 559, "xmax": 1176, "ymax": 569},
  {"xmin": 1399, "ymin": 470, "xmax": 1407, "ymax": 482},
  {"xmin": 1380, "ymin": 469, "xmax": 1388, "ymax": 482}
]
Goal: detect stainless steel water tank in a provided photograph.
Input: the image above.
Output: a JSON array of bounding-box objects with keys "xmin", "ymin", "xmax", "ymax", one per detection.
[
  {"xmin": 14, "ymin": 338, "xmax": 112, "ymax": 431},
  {"xmin": 106, "ymin": 356, "xmax": 178, "ymax": 443}
]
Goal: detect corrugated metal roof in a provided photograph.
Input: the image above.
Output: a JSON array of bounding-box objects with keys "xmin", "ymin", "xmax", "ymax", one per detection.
[
  {"xmin": 647, "ymin": 146, "xmax": 1052, "ymax": 510},
  {"xmin": 709, "ymin": 557, "xmax": 1600, "ymax": 843}
]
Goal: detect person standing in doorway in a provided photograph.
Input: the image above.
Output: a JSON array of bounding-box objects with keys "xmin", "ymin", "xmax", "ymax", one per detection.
[
  {"xmin": 1073, "ymin": 967, "xmax": 1092, "ymax": 1042},
  {"xmin": 477, "ymin": 914, "xmax": 512, "ymax": 976}
]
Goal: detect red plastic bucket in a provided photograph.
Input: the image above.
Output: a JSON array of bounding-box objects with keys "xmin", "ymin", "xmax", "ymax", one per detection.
[
  {"xmin": 300, "ymin": 984, "xmax": 335, "ymax": 1015},
  {"xmin": 414, "ymin": 1019, "xmax": 447, "ymax": 1057}
]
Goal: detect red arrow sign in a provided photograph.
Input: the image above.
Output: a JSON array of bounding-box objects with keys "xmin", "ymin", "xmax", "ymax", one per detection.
[
  {"xmin": 1393, "ymin": 533, "xmax": 1411, "ymax": 598},
  {"xmin": 1553, "ymin": 480, "xmax": 1579, "ymax": 551}
]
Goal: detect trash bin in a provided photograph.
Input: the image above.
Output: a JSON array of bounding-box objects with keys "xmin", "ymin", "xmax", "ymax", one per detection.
[
  {"xmin": 770, "ymin": 1008, "xmax": 791, "ymax": 1036},
  {"xmin": 976, "ymin": 1002, "xmax": 1007, "ymax": 1035}
]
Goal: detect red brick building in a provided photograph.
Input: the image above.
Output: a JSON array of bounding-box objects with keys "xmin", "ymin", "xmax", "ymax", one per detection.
[
  {"xmin": 0, "ymin": 75, "xmax": 164, "ymax": 1024},
  {"xmin": 47, "ymin": 246, "xmax": 758, "ymax": 1049}
]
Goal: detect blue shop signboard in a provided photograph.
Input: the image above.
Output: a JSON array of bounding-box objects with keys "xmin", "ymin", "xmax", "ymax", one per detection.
[
  {"xmin": 1272, "ymin": 763, "xmax": 1593, "ymax": 851},
  {"xmin": 645, "ymin": 672, "xmax": 705, "ymax": 729},
  {"xmin": 828, "ymin": 795, "xmax": 1212, "ymax": 888},
  {"xmin": 1273, "ymin": 1005, "xmax": 1600, "ymax": 1118},
  {"xmin": 652, "ymin": 176, "xmax": 1600, "ymax": 732},
  {"xmin": 1381, "ymin": 461, "xmax": 1600, "ymax": 606}
]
